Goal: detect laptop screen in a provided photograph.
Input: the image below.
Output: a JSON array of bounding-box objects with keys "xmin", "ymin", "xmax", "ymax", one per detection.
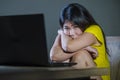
[{"xmin": 0, "ymin": 14, "xmax": 49, "ymax": 66}]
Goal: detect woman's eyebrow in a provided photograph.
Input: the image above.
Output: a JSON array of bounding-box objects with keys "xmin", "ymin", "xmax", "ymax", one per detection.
[{"xmin": 72, "ymin": 24, "xmax": 79, "ymax": 27}]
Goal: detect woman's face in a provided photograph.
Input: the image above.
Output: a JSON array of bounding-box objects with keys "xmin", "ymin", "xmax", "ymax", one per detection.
[{"xmin": 63, "ymin": 21, "xmax": 83, "ymax": 39}]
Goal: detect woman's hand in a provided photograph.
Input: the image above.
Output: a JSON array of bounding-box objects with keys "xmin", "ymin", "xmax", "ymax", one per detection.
[
  {"xmin": 84, "ymin": 46, "xmax": 98, "ymax": 59},
  {"xmin": 58, "ymin": 29, "xmax": 63, "ymax": 35}
]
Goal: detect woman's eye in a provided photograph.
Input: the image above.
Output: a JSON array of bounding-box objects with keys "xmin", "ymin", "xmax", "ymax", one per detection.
[
  {"xmin": 63, "ymin": 27, "xmax": 69, "ymax": 30},
  {"xmin": 64, "ymin": 28, "xmax": 69, "ymax": 29}
]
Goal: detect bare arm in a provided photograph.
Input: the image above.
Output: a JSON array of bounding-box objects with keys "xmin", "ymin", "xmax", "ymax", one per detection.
[
  {"xmin": 50, "ymin": 29, "xmax": 98, "ymax": 62},
  {"xmin": 84, "ymin": 46, "xmax": 98, "ymax": 59},
  {"xmin": 50, "ymin": 34, "xmax": 76, "ymax": 62},
  {"xmin": 60, "ymin": 31, "xmax": 97, "ymax": 53}
]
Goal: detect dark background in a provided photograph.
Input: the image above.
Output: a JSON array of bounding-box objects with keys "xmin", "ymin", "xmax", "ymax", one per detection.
[{"xmin": 0, "ymin": 0, "xmax": 120, "ymax": 51}]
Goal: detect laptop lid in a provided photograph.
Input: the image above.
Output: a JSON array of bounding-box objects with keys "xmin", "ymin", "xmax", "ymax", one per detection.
[{"xmin": 0, "ymin": 14, "xmax": 50, "ymax": 66}]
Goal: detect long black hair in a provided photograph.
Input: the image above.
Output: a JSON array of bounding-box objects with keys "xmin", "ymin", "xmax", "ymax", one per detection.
[
  {"xmin": 59, "ymin": 3, "xmax": 97, "ymax": 31},
  {"xmin": 59, "ymin": 3, "xmax": 110, "ymax": 56}
]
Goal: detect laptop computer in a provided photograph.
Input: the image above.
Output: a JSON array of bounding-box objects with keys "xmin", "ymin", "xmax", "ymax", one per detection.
[{"xmin": 0, "ymin": 14, "xmax": 76, "ymax": 67}]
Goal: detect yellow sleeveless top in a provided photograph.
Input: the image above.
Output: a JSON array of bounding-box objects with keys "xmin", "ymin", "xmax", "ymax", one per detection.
[{"xmin": 85, "ymin": 25, "xmax": 110, "ymax": 80}]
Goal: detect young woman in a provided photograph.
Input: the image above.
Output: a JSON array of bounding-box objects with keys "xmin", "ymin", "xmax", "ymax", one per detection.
[{"xmin": 50, "ymin": 3, "xmax": 110, "ymax": 80}]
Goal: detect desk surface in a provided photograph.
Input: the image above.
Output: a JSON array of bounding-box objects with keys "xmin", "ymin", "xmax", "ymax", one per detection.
[{"xmin": 0, "ymin": 66, "xmax": 109, "ymax": 80}]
